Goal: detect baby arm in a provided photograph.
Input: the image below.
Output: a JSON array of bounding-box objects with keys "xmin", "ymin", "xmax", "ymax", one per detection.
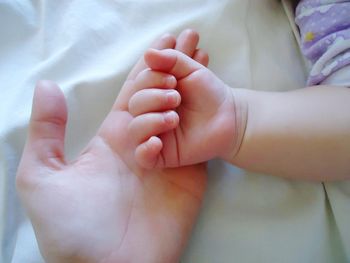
[
  {"xmin": 231, "ymin": 86, "xmax": 350, "ymax": 181},
  {"xmin": 132, "ymin": 49, "xmax": 350, "ymax": 181}
]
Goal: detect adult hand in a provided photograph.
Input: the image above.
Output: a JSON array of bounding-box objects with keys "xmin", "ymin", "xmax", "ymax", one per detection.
[{"xmin": 16, "ymin": 30, "xmax": 208, "ymax": 263}]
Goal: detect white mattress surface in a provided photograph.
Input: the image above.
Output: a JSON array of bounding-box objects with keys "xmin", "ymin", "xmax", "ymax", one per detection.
[{"xmin": 0, "ymin": 0, "xmax": 349, "ymax": 262}]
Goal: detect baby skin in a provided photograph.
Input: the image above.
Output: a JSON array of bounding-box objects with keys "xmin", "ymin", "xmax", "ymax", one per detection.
[
  {"xmin": 16, "ymin": 30, "xmax": 209, "ymax": 263},
  {"xmin": 127, "ymin": 48, "xmax": 243, "ymax": 169},
  {"xmin": 16, "ymin": 28, "xmax": 350, "ymax": 263},
  {"xmin": 131, "ymin": 42, "xmax": 350, "ymax": 181}
]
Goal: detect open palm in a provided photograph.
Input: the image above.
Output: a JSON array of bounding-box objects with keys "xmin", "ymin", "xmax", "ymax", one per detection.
[{"xmin": 16, "ymin": 31, "xmax": 208, "ymax": 263}]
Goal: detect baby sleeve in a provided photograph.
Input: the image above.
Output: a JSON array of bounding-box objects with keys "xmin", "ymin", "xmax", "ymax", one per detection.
[{"xmin": 295, "ymin": 0, "xmax": 350, "ymax": 86}]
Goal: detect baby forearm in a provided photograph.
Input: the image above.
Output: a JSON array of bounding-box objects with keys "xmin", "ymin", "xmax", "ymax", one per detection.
[{"xmin": 230, "ymin": 86, "xmax": 350, "ymax": 181}]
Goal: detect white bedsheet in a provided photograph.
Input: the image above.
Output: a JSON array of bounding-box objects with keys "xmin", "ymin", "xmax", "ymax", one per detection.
[{"xmin": 0, "ymin": 0, "xmax": 349, "ymax": 262}]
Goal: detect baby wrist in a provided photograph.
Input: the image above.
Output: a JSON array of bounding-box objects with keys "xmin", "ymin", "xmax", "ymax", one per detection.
[{"xmin": 223, "ymin": 88, "xmax": 249, "ymax": 162}]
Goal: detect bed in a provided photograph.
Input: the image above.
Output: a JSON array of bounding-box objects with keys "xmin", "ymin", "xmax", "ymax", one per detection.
[{"xmin": 0, "ymin": 0, "xmax": 349, "ymax": 262}]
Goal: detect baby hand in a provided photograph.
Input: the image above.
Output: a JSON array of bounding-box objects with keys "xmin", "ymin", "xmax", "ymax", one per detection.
[
  {"xmin": 16, "ymin": 30, "xmax": 208, "ymax": 263},
  {"xmin": 129, "ymin": 48, "xmax": 246, "ymax": 168}
]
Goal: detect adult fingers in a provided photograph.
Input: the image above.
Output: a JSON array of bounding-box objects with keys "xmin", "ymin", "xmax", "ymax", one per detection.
[
  {"xmin": 17, "ymin": 80, "xmax": 67, "ymax": 188},
  {"xmin": 127, "ymin": 33, "xmax": 176, "ymax": 81},
  {"xmin": 174, "ymin": 29, "xmax": 199, "ymax": 58}
]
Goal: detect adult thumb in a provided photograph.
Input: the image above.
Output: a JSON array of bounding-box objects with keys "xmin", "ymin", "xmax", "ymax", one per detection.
[{"xmin": 25, "ymin": 80, "xmax": 68, "ymax": 168}]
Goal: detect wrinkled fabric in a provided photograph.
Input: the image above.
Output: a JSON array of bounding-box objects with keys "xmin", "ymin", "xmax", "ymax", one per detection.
[
  {"xmin": 296, "ymin": 0, "xmax": 350, "ymax": 85},
  {"xmin": 0, "ymin": 1, "xmax": 348, "ymax": 263}
]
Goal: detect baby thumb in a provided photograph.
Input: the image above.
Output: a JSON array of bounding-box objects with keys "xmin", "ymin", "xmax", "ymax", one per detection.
[
  {"xmin": 144, "ymin": 48, "xmax": 203, "ymax": 80},
  {"xmin": 25, "ymin": 80, "xmax": 68, "ymax": 168}
]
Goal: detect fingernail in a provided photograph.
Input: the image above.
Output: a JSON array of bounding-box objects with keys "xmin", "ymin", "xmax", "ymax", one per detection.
[
  {"xmin": 166, "ymin": 90, "xmax": 179, "ymax": 105},
  {"xmin": 165, "ymin": 76, "xmax": 176, "ymax": 87},
  {"xmin": 164, "ymin": 111, "xmax": 177, "ymax": 125}
]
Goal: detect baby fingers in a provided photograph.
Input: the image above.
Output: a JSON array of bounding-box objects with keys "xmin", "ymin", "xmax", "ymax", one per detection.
[
  {"xmin": 128, "ymin": 111, "xmax": 179, "ymax": 144},
  {"xmin": 132, "ymin": 69, "xmax": 177, "ymax": 96},
  {"xmin": 135, "ymin": 136, "xmax": 163, "ymax": 169},
  {"xmin": 129, "ymin": 88, "xmax": 181, "ymax": 116}
]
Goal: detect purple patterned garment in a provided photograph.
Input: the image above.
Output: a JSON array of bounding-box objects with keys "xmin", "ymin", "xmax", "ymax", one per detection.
[{"xmin": 295, "ymin": 0, "xmax": 350, "ymax": 86}]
